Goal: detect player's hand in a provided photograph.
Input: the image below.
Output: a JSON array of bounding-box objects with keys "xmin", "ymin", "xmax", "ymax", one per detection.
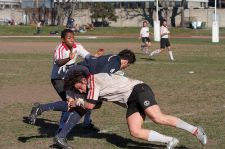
[
  {"xmin": 76, "ymin": 98, "xmax": 84, "ymax": 107},
  {"xmin": 69, "ymin": 51, "xmax": 76, "ymax": 60}
]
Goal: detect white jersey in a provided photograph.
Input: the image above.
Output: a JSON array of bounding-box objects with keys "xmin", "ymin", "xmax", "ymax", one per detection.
[
  {"xmin": 140, "ymin": 27, "xmax": 150, "ymax": 38},
  {"xmin": 86, "ymin": 73, "xmax": 143, "ymax": 107},
  {"xmin": 161, "ymin": 25, "xmax": 169, "ymax": 38},
  {"xmin": 51, "ymin": 42, "xmax": 89, "ymax": 79}
]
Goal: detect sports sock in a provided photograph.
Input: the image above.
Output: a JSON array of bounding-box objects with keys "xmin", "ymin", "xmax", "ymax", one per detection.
[
  {"xmin": 148, "ymin": 130, "xmax": 173, "ymax": 143},
  {"xmin": 168, "ymin": 51, "xmax": 175, "ymax": 60},
  {"xmin": 58, "ymin": 111, "xmax": 82, "ymax": 138},
  {"xmin": 176, "ymin": 119, "xmax": 197, "ymax": 134},
  {"xmin": 149, "ymin": 49, "xmax": 161, "ymax": 56},
  {"xmin": 40, "ymin": 101, "xmax": 68, "ymax": 112}
]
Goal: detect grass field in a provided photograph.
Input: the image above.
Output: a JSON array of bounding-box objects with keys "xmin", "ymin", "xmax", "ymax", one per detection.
[{"xmin": 0, "ymin": 36, "xmax": 225, "ymax": 149}]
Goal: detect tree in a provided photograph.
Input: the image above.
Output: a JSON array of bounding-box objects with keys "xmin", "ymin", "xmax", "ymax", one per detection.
[
  {"xmin": 90, "ymin": 3, "xmax": 118, "ymax": 27},
  {"xmin": 53, "ymin": 0, "xmax": 79, "ymax": 26},
  {"xmin": 180, "ymin": 0, "xmax": 187, "ymax": 27}
]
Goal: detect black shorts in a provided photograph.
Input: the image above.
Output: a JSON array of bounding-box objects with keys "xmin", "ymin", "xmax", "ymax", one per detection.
[
  {"xmin": 160, "ymin": 38, "xmax": 170, "ymax": 48},
  {"xmin": 126, "ymin": 83, "xmax": 157, "ymax": 118},
  {"xmin": 142, "ymin": 37, "xmax": 151, "ymax": 43}
]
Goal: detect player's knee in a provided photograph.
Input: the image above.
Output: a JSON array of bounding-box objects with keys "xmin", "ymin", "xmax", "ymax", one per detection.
[
  {"xmin": 129, "ymin": 127, "xmax": 142, "ymax": 138},
  {"xmin": 151, "ymin": 114, "xmax": 165, "ymax": 124}
]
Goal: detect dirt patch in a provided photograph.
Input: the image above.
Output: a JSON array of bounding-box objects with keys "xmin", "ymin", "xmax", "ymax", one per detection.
[{"xmin": 0, "ymin": 85, "xmax": 58, "ymax": 105}]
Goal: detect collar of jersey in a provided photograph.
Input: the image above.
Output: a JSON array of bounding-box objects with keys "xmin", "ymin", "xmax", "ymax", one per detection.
[{"xmin": 61, "ymin": 43, "xmax": 77, "ymax": 51}]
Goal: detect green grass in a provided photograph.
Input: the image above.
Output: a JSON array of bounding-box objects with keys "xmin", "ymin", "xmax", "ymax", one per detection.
[
  {"xmin": 0, "ymin": 38, "xmax": 225, "ymax": 149},
  {"xmin": 0, "ymin": 25, "xmax": 225, "ymax": 36}
]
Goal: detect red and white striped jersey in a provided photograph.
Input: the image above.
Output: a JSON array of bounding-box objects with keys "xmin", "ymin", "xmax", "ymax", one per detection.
[{"xmin": 51, "ymin": 42, "xmax": 89, "ymax": 79}]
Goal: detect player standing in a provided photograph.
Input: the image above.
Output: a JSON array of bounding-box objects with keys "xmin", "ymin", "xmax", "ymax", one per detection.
[{"xmin": 139, "ymin": 20, "xmax": 151, "ymax": 54}]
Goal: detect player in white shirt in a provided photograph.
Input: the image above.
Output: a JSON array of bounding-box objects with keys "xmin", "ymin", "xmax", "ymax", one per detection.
[
  {"xmin": 67, "ymin": 73, "xmax": 207, "ymax": 149},
  {"xmin": 50, "ymin": 29, "xmax": 93, "ymax": 132},
  {"xmin": 149, "ymin": 19, "xmax": 175, "ymax": 61},
  {"xmin": 139, "ymin": 20, "xmax": 151, "ymax": 54}
]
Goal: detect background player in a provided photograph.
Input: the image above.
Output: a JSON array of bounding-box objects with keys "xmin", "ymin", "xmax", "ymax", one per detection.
[
  {"xmin": 139, "ymin": 20, "xmax": 151, "ymax": 55},
  {"xmin": 149, "ymin": 19, "xmax": 175, "ymax": 61}
]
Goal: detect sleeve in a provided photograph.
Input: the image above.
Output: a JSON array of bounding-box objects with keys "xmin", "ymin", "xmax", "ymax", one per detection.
[
  {"xmin": 86, "ymin": 75, "xmax": 100, "ymax": 104},
  {"xmin": 54, "ymin": 44, "xmax": 66, "ymax": 60},
  {"xmin": 76, "ymin": 44, "xmax": 90, "ymax": 58},
  {"xmin": 105, "ymin": 55, "xmax": 121, "ymax": 73}
]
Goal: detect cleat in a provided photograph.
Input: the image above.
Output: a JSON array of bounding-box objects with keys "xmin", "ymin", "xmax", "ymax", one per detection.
[
  {"xmin": 166, "ymin": 138, "xmax": 179, "ymax": 149},
  {"xmin": 195, "ymin": 126, "xmax": 207, "ymax": 146},
  {"xmin": 53, "ymin": 135, "xmax": 73, "ymax": 149},
  {"xmin": 28, "ymin": 103, "xmax": 42, "ymax": 125}
]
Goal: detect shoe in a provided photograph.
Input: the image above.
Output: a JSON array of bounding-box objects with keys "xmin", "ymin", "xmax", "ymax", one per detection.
[
  {"xmin": 194, "ymin": 126, "xmax": 207, "ymax": 146},
  {"xmin": 166, "ymin": 138, "xmax": 179, "ymax": 149},
  {"xmin": 53, "ymin": 135, "xmax": 73, "ymax": 149},
  {"xmin": 28, "ymin": 103, "xmax": 42, "ymax": 125}
]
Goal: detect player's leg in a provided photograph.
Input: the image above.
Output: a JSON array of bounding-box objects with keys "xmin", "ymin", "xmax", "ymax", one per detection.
[
  {"xmin": 127, "ymin": 109, "xmax": 178, "ymax": 148},
  {"xmin": 54, "ymin": 109, "xmax": 86, "ymax": 149},
  {"xmin": 149, "ymin": 39, "xmax": 164, "ymax": 57},
  {"xmin": 143, "ymin": 41, "xmax": 150, "ymax": 54},
  {"xmin": 144, "ymin": 103, "xmax": 207, "ymax": 146},
  {"xmin": 28, "ymin": 101, "xmax": 68, "ymax": 124},
  {"xmin": 133, "ymin": 83, "xmax": 207, "ymax": 146},
  {"xmin": 166, "ymin": 39, "xmax": 175, "ymax": 61},
  {"xmin": 82, "ymin": 109, "xmax": 93, "ymax": 127},
  {"xmin": 51, "ymin": 79, "xmax": 70, "ymax": 133}
]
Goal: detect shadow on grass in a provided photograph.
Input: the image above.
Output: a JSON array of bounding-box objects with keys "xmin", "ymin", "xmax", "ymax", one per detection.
[
  {"xmin": 140, "ymin": 57, "xmax": 156, "ymax": 61},
  {"xmin": 18, "ymin": 117, "xmax": 190, "ymax": 149}
]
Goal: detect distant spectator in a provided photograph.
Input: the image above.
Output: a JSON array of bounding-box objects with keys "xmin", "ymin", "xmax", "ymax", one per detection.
[
  {"xmin": 66, "ymin": 18, "xmax": 75, "ymax": 29},
  {"xmin": 36, "ymin": 21, "xmax": 42, "ymax": 34}
]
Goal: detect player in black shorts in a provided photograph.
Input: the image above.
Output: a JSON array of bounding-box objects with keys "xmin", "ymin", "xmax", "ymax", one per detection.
[
  {"xmin": 68, "ymin": 72, "xmax": 207, "ymax": 149},
  {"xmin": 149, "ymin": 19, "xmax": 175, "ymax": 61}
]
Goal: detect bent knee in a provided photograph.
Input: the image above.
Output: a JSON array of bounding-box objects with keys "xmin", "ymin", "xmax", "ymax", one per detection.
[{"xmin": 129, "ymin": 128, "xmax": 142, "ymax": 138}]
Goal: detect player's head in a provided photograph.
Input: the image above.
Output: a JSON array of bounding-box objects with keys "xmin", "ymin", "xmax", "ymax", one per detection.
[
  {"xmin": 143, "ymin": 20, "xmax": 148, "ymax": 27},
  {"xmin": 64, "ymin": 72, "xmax": 88, "ymax": 93},
  {"xmin": 118, "ymin": 49, "xmax": 136, "ymax": 69},
  {"xmin": 162, "ymin": 19, "xmax": 167, "ymax": 26},
  {"xmin": 61, "ymin": 29, "xmax": 75, "ymax": 49}
]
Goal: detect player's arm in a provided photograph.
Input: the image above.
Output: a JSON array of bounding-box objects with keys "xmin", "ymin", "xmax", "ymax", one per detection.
[
  {"xmin": 55, "ymin": 49, "xmax": 75, "ymax": 67},
  {"xmin": 76, "ymin": 44, "xmax": 91, "ymax": 59}
]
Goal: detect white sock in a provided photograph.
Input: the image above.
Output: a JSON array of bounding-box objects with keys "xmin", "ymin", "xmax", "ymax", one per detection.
[
  {"xmin": 150, "ymin": 49, "xmax": 161, "ymax": 56},
  {"xmin": 168, "ymin": 51, "xmax": 175, "ymax": 60},
  {"xmin": 176, "ymin": 119, "xmax": 197, "ymax": 134},
  {"xmin": 148, "ymin": 130, "xmax": 173, "ymax": 143}
]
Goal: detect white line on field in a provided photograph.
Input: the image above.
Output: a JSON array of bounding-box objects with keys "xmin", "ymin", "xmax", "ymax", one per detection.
[
  {"xmin": 0, "ymin": 73, "xmax": 19, "ymax": 76},
  {"xmin": 0, "ymin": 59, "xmax": 49, "ymax": 62}
]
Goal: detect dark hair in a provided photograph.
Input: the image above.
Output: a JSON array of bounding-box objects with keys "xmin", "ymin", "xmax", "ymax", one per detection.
[
  {"xmin": 64, "ymin": 71, "xmax": 86, "ymax": 90},
  {"xmin": 118, "ymin": 49, "xmax": 136, "ymax": 64},
  {"xmin": 61, "ymin": 29, "xmax": 74, "ymax": 38},
  {"xmin": 143, "ymin": 20, "xmax": 148, "ymax": 25}
]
